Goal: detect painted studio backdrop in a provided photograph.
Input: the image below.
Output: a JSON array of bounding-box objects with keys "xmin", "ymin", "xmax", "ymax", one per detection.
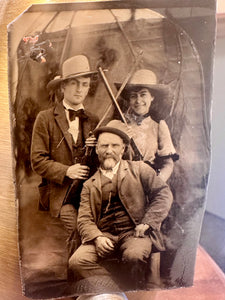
[{"xmin": 8, "ymin": 1, "xmax": 216, "ymax": 299}]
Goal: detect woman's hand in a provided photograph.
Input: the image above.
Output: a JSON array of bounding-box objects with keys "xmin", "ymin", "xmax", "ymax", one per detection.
[{"xmin": 85, "ymin": 135, "xmax": 97, "ymax": 147}]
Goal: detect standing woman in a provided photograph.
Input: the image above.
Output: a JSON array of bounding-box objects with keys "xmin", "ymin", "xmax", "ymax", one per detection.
[
  {"xmin": 115, "ymin": 69, "xmax": 178, "ymax": 287},
  {"xmin": 115, "ymin": 69, "xmax": 178, "ymax": 182}
]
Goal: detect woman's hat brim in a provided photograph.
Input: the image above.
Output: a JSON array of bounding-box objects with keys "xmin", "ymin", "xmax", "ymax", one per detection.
[
  {"xmin": 93, "ymin": 126, "xmax": 130, "ymax": 144},
  {"xmin": 47, "ymin": 71, "xmax": 98, "ymax": 91},
  {"xmin": 114, "ymin": 82, "xmax": 169, "ymax": 99}
]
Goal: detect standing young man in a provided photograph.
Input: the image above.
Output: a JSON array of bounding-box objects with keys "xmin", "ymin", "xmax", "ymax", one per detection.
[{"xmin": 31, "ymin": 55, "xmax": 98, "ymax": 255}]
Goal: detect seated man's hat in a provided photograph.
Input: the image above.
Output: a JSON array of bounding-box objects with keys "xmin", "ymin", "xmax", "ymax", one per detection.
[
  {"xmin": 47, "ymin": 55, "xmax": 97, "ymax": 90},
  {"xmin": 94, "ymin": 120, "xmax": 131, "ymax": 144}
]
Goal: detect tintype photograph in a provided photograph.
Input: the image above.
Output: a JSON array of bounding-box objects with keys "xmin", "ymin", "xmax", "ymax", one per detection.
[{"xmin": 7, "ymin": 0, "xmax": 216, "ymax": 298}]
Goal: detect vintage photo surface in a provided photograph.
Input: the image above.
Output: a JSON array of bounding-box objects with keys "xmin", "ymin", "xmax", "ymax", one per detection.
[{"xmin": 8, "ymin": 1, "xmax": 216, "ymax": 298}]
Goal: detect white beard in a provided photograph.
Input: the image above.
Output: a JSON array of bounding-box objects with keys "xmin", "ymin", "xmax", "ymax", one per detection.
[{"xmin": 102, "ymin": 157, "xmax": 117, "ymax": 170}]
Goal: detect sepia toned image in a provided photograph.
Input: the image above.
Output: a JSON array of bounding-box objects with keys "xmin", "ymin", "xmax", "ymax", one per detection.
[{"xmin": 7, "ymin": 1, "xmax": 216, "ymax": 298}]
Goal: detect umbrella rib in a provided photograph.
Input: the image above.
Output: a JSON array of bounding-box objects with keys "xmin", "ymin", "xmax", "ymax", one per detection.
[
  {"xmin": 59, "ymin": 11, "xmax": 77, "ymax": 68},
  {"xmin": 110, "ymin": 9, "xmax": 136, "ymax": 60},
  {"xmin": 42, "ymin": 11, "xmax": 60, "ymax": 34}
]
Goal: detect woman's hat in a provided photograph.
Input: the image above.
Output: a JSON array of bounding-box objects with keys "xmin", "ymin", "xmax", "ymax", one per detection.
[
  {"xmin": 93, "ymin": 120, "xmax": 131, "ymax": 144},
  {"xmin": 47, "ymin": 55, "xmax": 97, "ymax": 90},
  {"xmin": 114, "ymin": 69, "xmax": 169, "ymax": 99}
]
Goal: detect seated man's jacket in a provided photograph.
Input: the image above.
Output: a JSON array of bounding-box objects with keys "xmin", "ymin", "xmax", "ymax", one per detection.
[{"xmin": 78, "ymin": 160, "xmax": 173, "ymax": 251}]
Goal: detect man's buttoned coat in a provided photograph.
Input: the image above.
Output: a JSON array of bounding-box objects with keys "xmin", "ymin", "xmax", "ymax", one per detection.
[
  {"xmin": 31, "ymin": 102, "xmax": 98, "ymax": 217},
  {"xmin": 78, "ymin": 160, "xmax": 173, "ymax": 251}
]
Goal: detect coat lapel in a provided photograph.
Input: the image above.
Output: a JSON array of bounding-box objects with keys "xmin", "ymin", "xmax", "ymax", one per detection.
[
  {"xmin": 118, "ymin": 160, "xmax": 128, "ymax": 192},
  {"xmin": 90, "ymin": 170, "xmax": 102, "ymax": 222},
  {"xmin": 91, "ymin": 169, "xmax": 102, "ymax": 195},
  {"xmin": 54, "ymin": 102, "xmax": 73, "ymax": 153}
]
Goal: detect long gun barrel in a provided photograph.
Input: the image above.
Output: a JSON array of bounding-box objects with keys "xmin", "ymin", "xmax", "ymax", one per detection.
[{"xmin": 98, "ymin": 67, "xmax": 143, "ymax": 161}]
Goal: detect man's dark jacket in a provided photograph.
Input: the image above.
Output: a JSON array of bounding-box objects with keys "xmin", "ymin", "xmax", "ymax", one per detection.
[{"xmin": 31, "ymin": 102, "xmax": 98, "ymax": 217}]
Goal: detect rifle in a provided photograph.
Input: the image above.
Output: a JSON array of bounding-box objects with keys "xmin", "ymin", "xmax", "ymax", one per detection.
[
  {"xmin": 63, "ymin": 137, "xmax": 94, "ymax": 207},
  {"xmin": 96, "ymin": 50, "xmax": 143, "ymax": 129},
  {"xmin": 98, "ymin": 67, "xmax": 143, "ymax": 161}
]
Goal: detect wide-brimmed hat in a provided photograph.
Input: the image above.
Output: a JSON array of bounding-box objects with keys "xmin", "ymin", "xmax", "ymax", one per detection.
[
  {"xmin": 114, "ymin": 69, "xmax": 169, "ymax": 99},
  {"xmin": 94, "ymin": 120, "xmax": 131, "ymax": 144},
  {"xmin": 47, "ymin": 55, "xmax": 97, "ymax": 90}
]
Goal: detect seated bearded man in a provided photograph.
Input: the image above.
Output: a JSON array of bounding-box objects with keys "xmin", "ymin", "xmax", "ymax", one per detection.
[{"xmin": 69, "ymin": 120, "xmax": 173, "ymax": 290}]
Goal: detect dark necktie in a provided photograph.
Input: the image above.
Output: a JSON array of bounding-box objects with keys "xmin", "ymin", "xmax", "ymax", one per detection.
[{"xmin": 68, "ymin": 109, "xmax": 85, "ymax": 121}]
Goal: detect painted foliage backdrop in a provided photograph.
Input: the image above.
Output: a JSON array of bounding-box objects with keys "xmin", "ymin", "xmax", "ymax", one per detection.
[{"xmin": 8, "ymin": 2, "xmax": 215, "ymax": 298}]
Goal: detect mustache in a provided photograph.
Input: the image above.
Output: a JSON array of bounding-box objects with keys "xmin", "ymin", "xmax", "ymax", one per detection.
[
  {"xmin": 98, "ymin": 154, "xmax": 119, "ymax": 170},
  {"xmin": 102, "ymin": 154, "xmax": 118, "ymax": 160}
]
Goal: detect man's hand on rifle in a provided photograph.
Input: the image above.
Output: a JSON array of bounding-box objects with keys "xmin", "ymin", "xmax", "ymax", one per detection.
[{"xmin": 66, "ymin": 164, "xmax": 90, "ymax": 180}]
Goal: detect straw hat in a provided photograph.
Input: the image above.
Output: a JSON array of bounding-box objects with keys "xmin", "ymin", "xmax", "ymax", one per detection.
[
  {"xmin": 114, "ymin": 69, "xmax": 169, "ymax": 99},
  {"xmin": 47, "ymin": 55, "xmax": 97, "ymax": 90},
  {"xmin": 94, "ymin": 120, "xmax": 131, "ymax": 144}
]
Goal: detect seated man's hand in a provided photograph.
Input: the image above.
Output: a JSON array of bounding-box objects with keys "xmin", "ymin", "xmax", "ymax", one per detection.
[
  {"xmin": 134, "ymin": 224, "xmax": 150, "ymax": 238},
  {"xmin": 66, "ymin": 163, "xmax": 90, "ymax": 180},
  {"xmin": 85, "ymin": 135, "xmax": 97, "ymax": 147},
  {"xmin": 94, "ymin": 236, "xmax": 115, "ymax": 258}
]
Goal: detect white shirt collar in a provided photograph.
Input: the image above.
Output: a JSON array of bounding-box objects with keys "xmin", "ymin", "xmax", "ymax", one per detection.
[
  {"xmin": 63, "ymin": 99, "xmax": 84, "ymax": 111},
  {"xmin": 100, "ymin": 161, "xmax": 120, "ymax": 180},
  {"xmin": 63, "ymin": 99, "xmax": 83, "ymax": 143}
]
